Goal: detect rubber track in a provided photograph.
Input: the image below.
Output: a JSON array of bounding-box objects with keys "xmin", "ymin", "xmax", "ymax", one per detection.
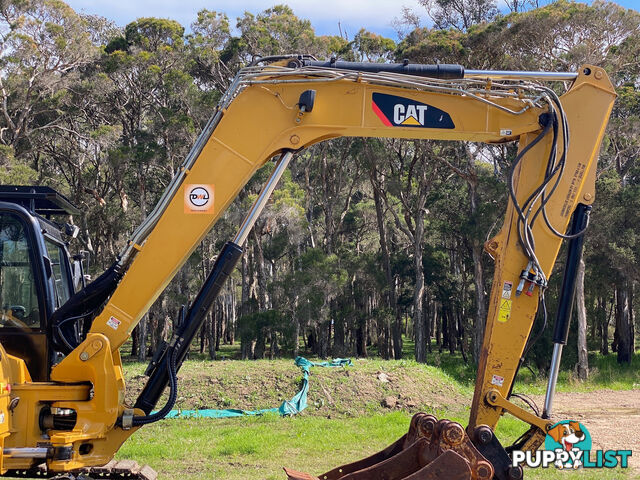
[{"xmin": 3, "ymin": 460, "xmax": 157, "ymax": 480}]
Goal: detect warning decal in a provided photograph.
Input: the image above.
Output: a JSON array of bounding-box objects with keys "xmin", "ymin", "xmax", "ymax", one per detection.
[
  {"xmin": 498, "ymin": 299, "xmax": 512, "ymax": 323},
  {"xmin": 106, "ymin": 316, "xmax": 121, "ymax": 330},
  {"xmin": 491, "ymin": 374, "xmax": 505, "ymax": 387},
  {"xmin": 502, "ymin": 281, "xmax": 513, "ymax": 299}
]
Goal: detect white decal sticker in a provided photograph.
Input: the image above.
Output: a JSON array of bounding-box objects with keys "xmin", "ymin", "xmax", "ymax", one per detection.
[
  {"xmin": 184, "ymin": 184, "xmax": 214, "ymax": 213},
  {"xmin": 502, "ymin": 281, "xmax": 513, "ymax": 299},
  {"xmin": 106, "ymin": 316, "xmax": 121, "ymax": 330},
  {"xmin": 500, "ymin": 129, "xmax": 513, "ymax": 136},
  {"xmin": 0, "ymin": 412, "xmax": 5, "ymax": 424},
  {"xmin": 491, "ymin": 374, "xmax": 505, "ymax": 387}
]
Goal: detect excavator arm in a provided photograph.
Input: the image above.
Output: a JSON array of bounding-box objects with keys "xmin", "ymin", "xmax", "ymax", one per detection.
[{"xmin": 0, "ymin": 58, "xmax": 615, "ymax": 479}]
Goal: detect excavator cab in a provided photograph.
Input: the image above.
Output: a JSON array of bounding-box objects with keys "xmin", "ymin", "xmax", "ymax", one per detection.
[{"xmin": 0, "ymin": 186, "xmax": 81, "ymax": 381}]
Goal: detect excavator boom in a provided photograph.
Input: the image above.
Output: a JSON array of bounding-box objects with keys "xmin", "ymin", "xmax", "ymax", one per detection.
[{"xmin": 0, "ymin": 58, "xmax": 615, "ymax": 479}]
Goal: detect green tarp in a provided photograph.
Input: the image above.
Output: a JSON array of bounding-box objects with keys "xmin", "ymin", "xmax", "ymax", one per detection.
[{"xmin": 164, "ymin": 356, "xmax": 352, "ymax": 419}]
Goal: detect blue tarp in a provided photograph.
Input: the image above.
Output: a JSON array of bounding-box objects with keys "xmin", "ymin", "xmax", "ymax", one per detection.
[{"xmin": 164, "ymin": 356, "xmax": 352, "ymax": 419}]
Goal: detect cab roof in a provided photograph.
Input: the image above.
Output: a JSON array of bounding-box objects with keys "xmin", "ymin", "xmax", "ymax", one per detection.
[{"xmin": 0, "ymin": 185, "xmax": 80, "ymax": 216}]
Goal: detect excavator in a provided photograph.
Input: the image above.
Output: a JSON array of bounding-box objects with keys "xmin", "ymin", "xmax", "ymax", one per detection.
[{"xmin": 0, "ymin": 56, "xmax": 615, "ymax": 480}]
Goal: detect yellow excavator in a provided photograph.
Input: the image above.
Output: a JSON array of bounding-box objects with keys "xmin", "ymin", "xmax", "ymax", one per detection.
[{"xmin": 0, "ymin": 56, "xmax": 615, "ymax": 479}]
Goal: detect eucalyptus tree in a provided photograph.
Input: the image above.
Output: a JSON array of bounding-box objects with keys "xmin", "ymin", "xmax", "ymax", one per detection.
[{"xmin": 0, "ymin": 0, "xmax": 97, "ymax": 151}]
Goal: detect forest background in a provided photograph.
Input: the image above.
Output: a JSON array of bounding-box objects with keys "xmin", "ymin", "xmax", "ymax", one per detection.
[{"xmin": 1, "ymin": 0, "xmax": 639, "ymax": 379}]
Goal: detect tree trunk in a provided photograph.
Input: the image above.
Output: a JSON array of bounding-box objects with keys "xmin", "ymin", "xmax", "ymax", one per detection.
[
  {"xmin": 206, "ymin": 311, "xmax": 216, "ymax": 360},
  {"xmin": 241, "ymin": 249, "xmax": 251, "ymax": 318},
  {"xmin": 423, "ymin": 289, "xmax": 431, "ymax": 356},
  {"xmin": 293, "ymin": 304, "xmax": 300, "ymax": 358},
  {"xmin": 603, "ymin": 296, "xmax": 613, "ymax": 355},
  {"xmin": 576, "ymin": 256, "xmax": 589, "ymax": 380},
  {"xmin": 471, "ymin": 241, "xmax": 486, "ymax": 364},
  {"xmin": 370, "ymin": 166, "xmax": 400, "ymax": 359},
  {"xmin": 252, "ymin": 229, "xmax": 269, "ymax": 310},
  {"xmin": 318, "ymin": 321, "xmax": 331, "ymax": 359},
  {"xmin": 137, "ymin": 314, "xmax": 148, "ymax": 362},
  {"xmin": 615, "ymin": 282, "xmax": 634, "ymax": 365},
  {"xmin": 413, "ymin": 224, "xmax": 426, "ymax": 363},
  {"xmin": 131, "ymin": 325, "xmax": 139, "ymax": 357},
  {"xmin": 241, "ymin": 339, "xmax": 256, "ymax": 360},
  {"xmin": 435, "ymin": 307, "xmax": 442, "ymax": 348},
  {"xmin": 356, "ymin": 319, "xmax": 367, "ymax": 357},
  {"xmin": 440, "ymin": 307, "xmax": 447, "ymax": 354},
  {"xmin": 447, "ymin": 306, "xmax": 457, "ymax": 355},
  {"xmin": 333, "ymin": 315, "xmax": 346, "ymax": 357},
  {"xmin": 457, "ymin": 309, "xmax": 468, "ymax": 364}
]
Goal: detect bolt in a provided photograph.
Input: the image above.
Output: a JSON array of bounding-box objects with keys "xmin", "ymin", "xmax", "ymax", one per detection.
[
  {"xmin": 476, "ymin": 462, "xmax": 493, "ymax": 480},
  {"xmin": 507, "ymin": 466, "xmax": 523, "ymax": 480},
  {"xmin": 595, "ymin": 70, "xmax": 603, "ymax": 80},
  {"xmin": 92, "ymin": 340, "xmax": 103, "ymax": 350},
  {"xmin": 583, "ymin": 192, "xmax": 593, "ymax": 202},
  {"xmin": 476, "ymin": 426, "xmax": 493, "ymax": 445},
  {"xmin": 79, "ymin": 352, "xmax": 89, "ymax": 361},
  {"xmin": 290, "ymin": 135, "xmax": 300, "ymax": 145},
  {"xmin": 417, "ymin": 415, "xmax": 436, "ymax": 438},
  {"xmin": 442, "ymin": 422, "xmax": 465, "ymax": 446}
]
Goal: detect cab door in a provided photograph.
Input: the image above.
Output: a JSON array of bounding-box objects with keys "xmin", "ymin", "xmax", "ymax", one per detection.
[{"xmin": 0, "ymin": 207, "xmax": 50, "ymax": 381}]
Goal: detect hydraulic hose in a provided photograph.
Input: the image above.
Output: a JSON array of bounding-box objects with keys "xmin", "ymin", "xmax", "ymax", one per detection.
[{"xmin": 118, "ymin": 344, "xmax": 179, "ymax": 427}]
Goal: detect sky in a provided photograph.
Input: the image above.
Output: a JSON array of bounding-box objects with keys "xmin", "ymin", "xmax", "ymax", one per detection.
[{"xmin": 65, "ymin": 0, "xmax": 640, "ymax": 41}]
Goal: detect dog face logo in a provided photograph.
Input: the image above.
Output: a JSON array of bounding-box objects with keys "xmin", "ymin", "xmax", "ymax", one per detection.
[
  {"xmin": 545, "ymin": 420, "xmax": 592, "ymax": 469},
  {"xmin": 547, "ymin": 421, "xmax": 586, "ymax": 451}
]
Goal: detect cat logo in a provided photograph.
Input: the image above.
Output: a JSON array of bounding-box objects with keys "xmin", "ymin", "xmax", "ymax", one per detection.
[
  {"xmin": 394, "ymin": 104, "xmax": 430, "ymax": 126},
  {"xmin": 372, "ymin": 92, "xmax": 455, "ymax": 129},
  {"xmin": 184, "ymin": 184, "xmax": 214, "ymax": 213}
]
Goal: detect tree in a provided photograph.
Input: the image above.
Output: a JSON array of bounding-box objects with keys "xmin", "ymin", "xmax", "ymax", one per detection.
[
  {"xmin": 187, "ymin": 10, "xmax": 236, "ymax": 92},
  {"xmin": 236, "ymin": 5, "xmax": 320, "ymax": 60},
  {"xmin": 0, "ymin": 0, "xmax": 97, "ymax": 149},
  {"xmin": 374, "ymin": 140, "xmax": 443, "ymax": 363},
  {"xmin": 419, "ymin": 0, "xmax": 498, "ymax": 31}
]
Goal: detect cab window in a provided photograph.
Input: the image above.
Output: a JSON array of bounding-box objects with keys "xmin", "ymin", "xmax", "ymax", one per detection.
[
  {"xmin": 45, "ymin": 239, "xmax": 71, "ymax": 308},
  {"xmin": 0, "ymin": 213, "xmax": 40, "ymax": 328}
]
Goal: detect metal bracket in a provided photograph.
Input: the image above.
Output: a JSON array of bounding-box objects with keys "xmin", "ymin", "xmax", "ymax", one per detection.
[
  {"xmin": 486, "ymin": 389, "xmax": 552, "ymax": 432},
  {"xmin": 121, "ymin": 409, "xmax": 134, "ymax": 430}
]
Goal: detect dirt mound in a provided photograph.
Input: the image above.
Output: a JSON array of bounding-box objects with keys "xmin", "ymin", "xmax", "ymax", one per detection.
[{"xmin": 123, "ymin": 358, "xmax": 467, "ymax": 418}]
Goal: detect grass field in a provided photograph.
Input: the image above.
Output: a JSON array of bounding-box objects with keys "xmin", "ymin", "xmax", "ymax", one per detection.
[
  {"xmin": 118, "ymin": 414, "xmax": 631, "ymax": 480},
  {"xmin": 115, "ymin": 350, "xmax": 639, "ymax": 479}
]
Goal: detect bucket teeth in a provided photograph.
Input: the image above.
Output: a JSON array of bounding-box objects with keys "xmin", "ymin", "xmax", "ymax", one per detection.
[{"xmin": 284, "ymin": 414, "xmax": 494, "ymax": 480}]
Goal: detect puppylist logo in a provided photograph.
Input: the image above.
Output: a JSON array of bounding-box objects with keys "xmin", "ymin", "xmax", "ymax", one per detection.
[{"xmin": 512, "ymin": 420, "xmax": 632, "ymax": 470}]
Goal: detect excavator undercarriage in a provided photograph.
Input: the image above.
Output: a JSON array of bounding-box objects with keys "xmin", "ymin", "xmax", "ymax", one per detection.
[{"xmin": 5, "ymin": 460, "xmax": 157, "ymax": 480}]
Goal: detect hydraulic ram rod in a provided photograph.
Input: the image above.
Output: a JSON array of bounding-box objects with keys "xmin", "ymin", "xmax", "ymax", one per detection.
[
  {"xmin": 464, "ymin": 70, "xmax": 578, "ymax": 81},
  {"xmin": 543, "ymin": 203, "xmax": 591, "ymax": 418},
  {"xmin": 134, "ymin": 151, "xmax": 295, "ymax": 414},
  {"xmin": 295, "ymin": 58, "xmax": 578, "ymax": 81}
]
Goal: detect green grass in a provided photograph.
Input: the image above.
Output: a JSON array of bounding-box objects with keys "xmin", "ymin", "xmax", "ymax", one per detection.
[
  {"xmin": 117, "ymin": 413, "xmax": 632, "ymax": 479},
  {"xmin": 115, "ymin": 343, "xmax": 638, "ymax": 479},
  {"xmin": 350, "ymin": 337, "xmax": 640, "ymax": 395},
  {"xmin": 512, "ymin": 352, "xmax": 640, "ymax": 395}
]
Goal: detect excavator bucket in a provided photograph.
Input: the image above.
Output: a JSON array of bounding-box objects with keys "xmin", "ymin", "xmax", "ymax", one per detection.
[{"xmin": 284, "ymin": 414, "xmax": 493, "ymax": 480}]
